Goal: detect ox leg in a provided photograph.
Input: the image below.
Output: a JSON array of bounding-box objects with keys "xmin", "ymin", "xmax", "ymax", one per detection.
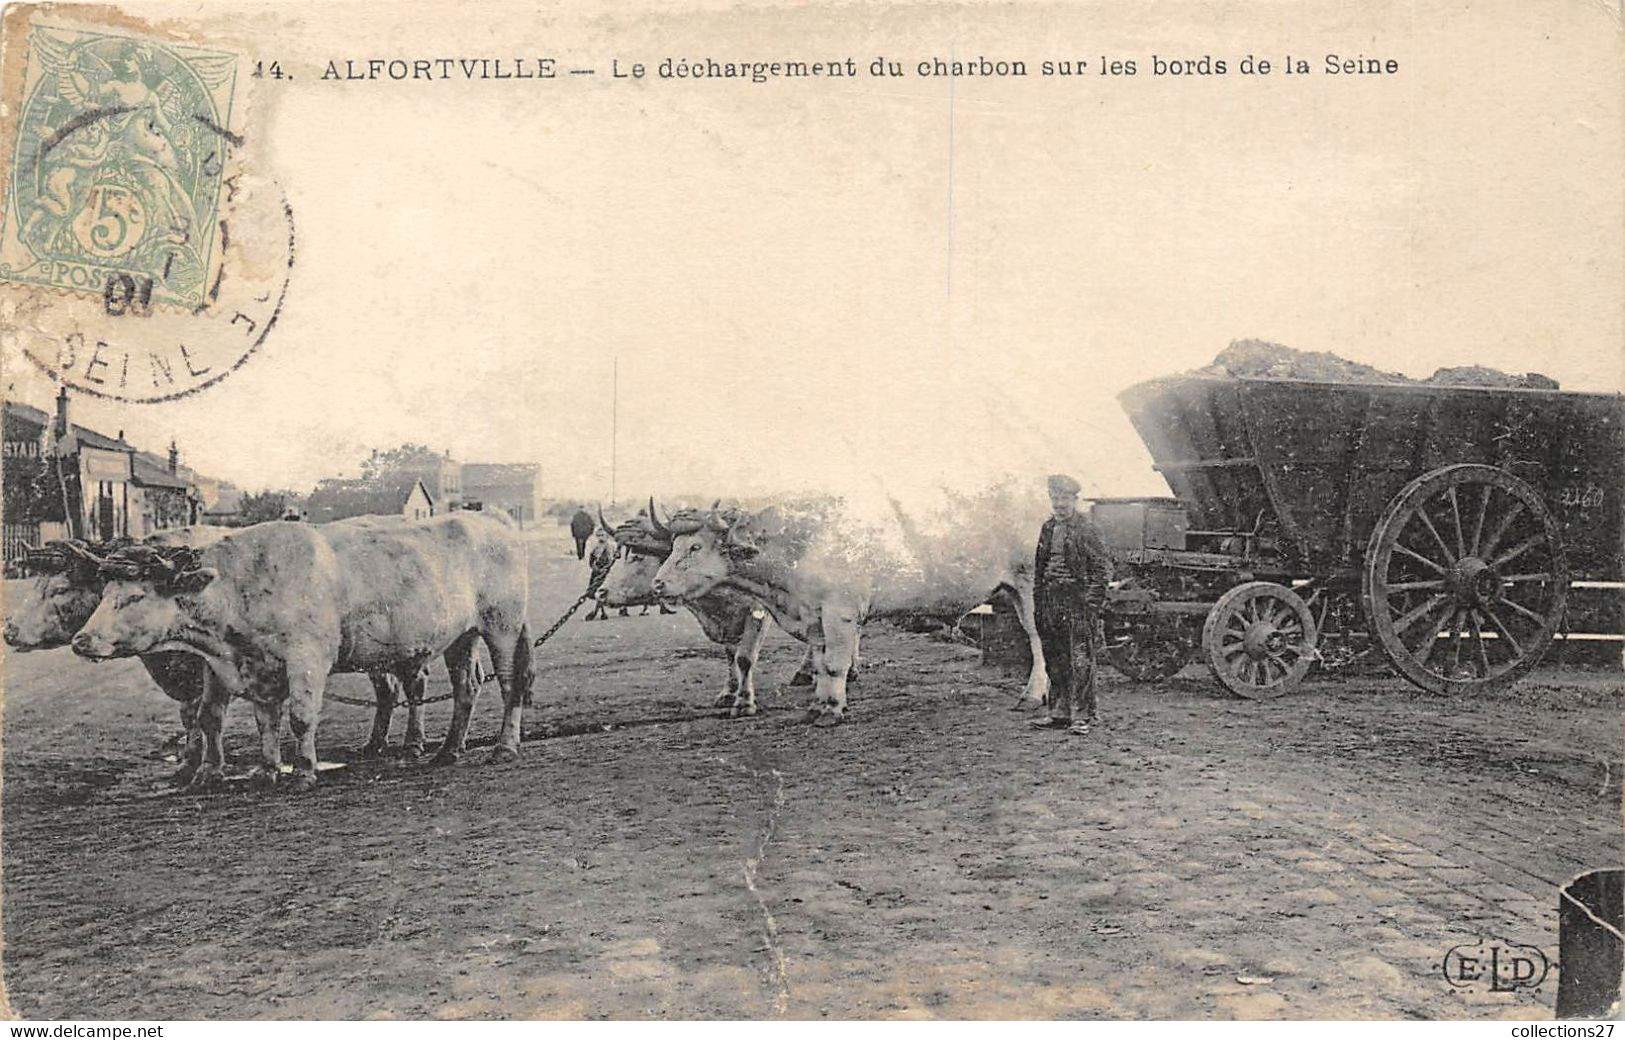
[
  {"xmin": 401, "ymin": 665, "xmax": 428, "ymax": 758},
  {"xmin": 185, "ymin": 667, "xmax": 229, "ymax": 790},
  {"xmin": 1011, "ymin": 576, "xmax": 1050, "ymax": 710},
  {"xmin": 173, "ymin": 695, "xmax": 203, "ymax": 785},
  {"xmin": 789, "ymin": 643, "xmax": 815, "ymax": 687},
  {"xmin": 848, "ymin": 630, "xmax": 863, "ymax": 685},
  {"xmin": 187, "ymin": 689, "xmax": 231, "ymax": 790},
  {"xmin": 485, "ymin": 626, "xmax": 532, "ymax": 764},
  {"xmin": 731, "ymin": 611, "xmax": 770, "ymax": 718},
  {"xmin": 812, "ymin": 614, "xmax": 860, "ymax": 726},
  {"xmin": 358, "ymin": 673, "xmax": 399, "ymax": 758},
  {"xmin": 285, "ymin": 692, "xmax": 322, "ymax": 792},
  {"xmin": 283, "ymin": 654, "xmax": 329, "ymax": 791},
  {"xmin": 248, "ymin": 699, "xmax": 283, "ymax": 789},
  {"xmin": 714, "ymin": 644, "xmax": 740, "ymax": 709},
  {"xmin": 433, "ymin": 634, "xmax": 481, "ymax": 766}
]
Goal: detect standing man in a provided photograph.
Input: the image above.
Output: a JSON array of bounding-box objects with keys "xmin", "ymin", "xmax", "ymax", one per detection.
[
  {"xmin": 584, "ymin": 529, "xmax": 615, "ymax": 621},
  {"xmin": 1030, "ymin": 473, "xmax": 1114, "ymax": 737},
  {"xmin": 570, "ymin": 506, "xmax": 595, "ymax": 560}
]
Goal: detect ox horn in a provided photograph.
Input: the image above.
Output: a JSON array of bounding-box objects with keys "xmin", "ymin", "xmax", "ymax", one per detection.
[
  {"xmin": 648, "ymin": 497, "xmax": 672, "ymax": 538},
  {"xmin": 62, "ymin": 540, "xmax": 108, "ymax": 567},
  {"xmin": 598, "ymin": 504, "xmax": 615, "ymax": 536}
]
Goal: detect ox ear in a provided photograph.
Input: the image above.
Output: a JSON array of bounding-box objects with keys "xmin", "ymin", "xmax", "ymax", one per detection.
[
  {"xmin": 170, "ymin": 567, "xmax": 217, "ymax": 596},
  {"xmin": 721, "ymin": 524, "xmax": 760, "ymax": 560}
]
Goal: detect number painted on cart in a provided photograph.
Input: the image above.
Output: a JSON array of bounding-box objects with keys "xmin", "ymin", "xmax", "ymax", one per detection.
[{"xmin": 1557, "ymin": 484, "xmax": 1605, "ymax": 510}]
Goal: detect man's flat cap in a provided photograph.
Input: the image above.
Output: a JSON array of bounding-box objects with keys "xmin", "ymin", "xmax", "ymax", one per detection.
[{"xmin": 1047, "ymin": 473, "xmax": 1082, "ymax": 496}]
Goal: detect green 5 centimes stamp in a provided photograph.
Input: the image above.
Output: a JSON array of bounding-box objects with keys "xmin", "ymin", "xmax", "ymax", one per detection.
[
  {"xmin": 1, "ymin": 14, "xmax": 291, "ymax": 404},
  {"xmin": 1, "ymin": 24, "xmax": 239, "ymax": 309}
]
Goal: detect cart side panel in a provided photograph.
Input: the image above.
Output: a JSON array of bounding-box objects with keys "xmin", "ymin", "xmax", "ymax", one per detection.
[
  {"xmin": 1340, "ymin": 389, "xmax": 1432, "ymax": 565},
  {"xmin": 1544, "ymin": 394, "xmax": 1625, "ymax": 582},
  {"xmin": 1121, "ymin": 379, "xmax": 1270, "ymax": 535},
  {"xmin": 1239, "ymin": 381, "xmax": 1371, "ymax": 569}
]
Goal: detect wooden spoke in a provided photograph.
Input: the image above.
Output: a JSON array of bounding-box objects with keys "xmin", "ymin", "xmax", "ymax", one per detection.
[
  {"xmin": 1501, "ymin": 573, "xmax": 1552, "ymax": 584},
  {"xmin": 1393, "ymin": 542, "xmax": 1447, "ymax": 574},
  {"xmin": 1490, "ymin": 531, "xmax": 1548, "ymax": 571},
  {"xmin": 1479, "ymin": 501, "xmax": 1524, "ymax": 561},
  {"xmin": 1393, "ymin": 594, "xmax": 1448, "ymax": 634},
  {"xmin": 1481, "ymin": 607, "xmax": 1524, "ymax": 657},
  {"xmin": 1447, "ymin": 609, "xmax": 1465, "ymax": 672},
  {"xmin": 1448, "ymin": 487, "xmax": 1466, "ymax": 561},
  {"xmin": 1468, "ymin": 611, "xmax": 1492, "ymax": 677},
  {"xmin": 1414, "ymin": 505, "xmax": 1457, "ymax": 565},
  {"xmin": 1410, "ymin": 605, "xmax": 1456, "ymax": 660},
  {"xmin": 1500, "ymin": 598, "xmax": 1548, "ymax": 626},
  {"xmin": 1386, "ymin": 579, "xmax": 1445, "ymax": 593},
  {"xmin": 1470, "ymin": 484, "xmax": 1491, "ymax": 555}
]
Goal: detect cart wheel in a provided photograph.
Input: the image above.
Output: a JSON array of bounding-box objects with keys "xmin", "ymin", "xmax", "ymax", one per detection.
[
  {"xmin": 1202, "ymin": 582, "xmax": 1318, "ymax": 699},
  {"xmin": 1106, "ymin": 620, "xmax": 1191, "ymax": 682},
  {"xmin": 1364, "ymin": 464, "xmax": 1567, "ymax": 694}
]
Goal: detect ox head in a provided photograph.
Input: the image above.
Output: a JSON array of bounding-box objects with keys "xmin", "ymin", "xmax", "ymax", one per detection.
[
  {"xmin": 3, "ymin": 541, "xmax": 114, "ymax": 650},
  {"xmin": 598, "ymin": 499, "xmax": 678, "ymax": 607},
  {"xmin": 71, "ymin": 545, "xmax": 215, "ymax": 660},
  {"xmin": 651, "ymin": 505, "xmax": 758, "ymax": 602}
]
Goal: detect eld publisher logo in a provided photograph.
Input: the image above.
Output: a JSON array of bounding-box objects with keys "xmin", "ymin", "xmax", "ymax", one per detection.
[{"xmin": 1442, "ymin": 939, "xmax": 1549, "ymax": 993}]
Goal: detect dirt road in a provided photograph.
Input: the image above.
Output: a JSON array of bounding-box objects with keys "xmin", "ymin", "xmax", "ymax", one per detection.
[{"xmin": 2, "ymin": 529, "xmax": 1619, "ymax": 1019}]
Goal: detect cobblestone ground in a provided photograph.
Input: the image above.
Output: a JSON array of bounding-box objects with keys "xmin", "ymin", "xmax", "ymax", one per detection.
[{"xmin": 2, "ymin": 542, "xmax": 1619, "ymax": 1020}]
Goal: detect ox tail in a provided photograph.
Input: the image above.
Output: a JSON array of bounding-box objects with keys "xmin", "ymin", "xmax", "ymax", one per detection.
[{"xmin": 515, "ymin": 623, "xmax": 536, "ymax": 707}]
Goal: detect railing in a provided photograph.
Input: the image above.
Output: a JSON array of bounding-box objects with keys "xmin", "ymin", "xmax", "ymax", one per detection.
[{"xmin": 3, "ymin": 522, "xmax": 41, "ymax": 576}]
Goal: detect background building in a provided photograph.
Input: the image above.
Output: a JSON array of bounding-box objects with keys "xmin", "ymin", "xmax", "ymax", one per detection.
[
  {"xmin": 462, "ymin": 463, "xmax": 542, "ymax": 527},
  {"xmin": 306, "ymin": 475, "xmax": 434, "ymax": 523}
]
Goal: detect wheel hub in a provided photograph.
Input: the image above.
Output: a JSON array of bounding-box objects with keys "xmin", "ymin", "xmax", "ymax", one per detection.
[
  {"xmin": 1446, "ymin": 556, "xmax": 1501, "ymax": 607},
  {"xmin": 1242, "ymin": 620, "xmax": 1284, "ymax": 659}
]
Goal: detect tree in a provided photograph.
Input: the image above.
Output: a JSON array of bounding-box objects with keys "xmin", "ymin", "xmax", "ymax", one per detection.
[
  {"xmin": 360, "ymin": 443, "xmax": 447, "ymax": 480},
  {"xmin": 239, "ymin": 489, "xmax": 295, "ymax": 524}
]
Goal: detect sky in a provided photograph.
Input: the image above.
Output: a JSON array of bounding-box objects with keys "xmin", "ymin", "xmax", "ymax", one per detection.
[{"xmin": 3, "ymin": 0, "xmax": 1620, "ymax": 514}]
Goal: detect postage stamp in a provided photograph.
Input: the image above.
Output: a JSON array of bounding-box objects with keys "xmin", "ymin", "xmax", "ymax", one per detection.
[
  {"xmin": 0, "ymin": 12, "xmax": 291, "ymax": 404},
  {"xmin": 0, "ymin": 23, "xmax": 240, "ymax": 310}
]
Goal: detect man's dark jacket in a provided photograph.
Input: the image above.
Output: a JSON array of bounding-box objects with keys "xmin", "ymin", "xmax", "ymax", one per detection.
[{"xmin": 1034, "ymin": 513, "xmax": 1115, "ymax": 609}]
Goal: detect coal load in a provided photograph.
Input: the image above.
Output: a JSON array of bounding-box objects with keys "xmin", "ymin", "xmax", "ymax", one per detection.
[{"xmin": 1198, "ymin": 338, "xmax": 1558, "ymax": 389}]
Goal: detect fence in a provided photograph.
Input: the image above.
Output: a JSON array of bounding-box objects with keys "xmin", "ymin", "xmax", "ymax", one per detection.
[{"xmin": 3, "ymin": 522, "xmax": 41, "ymax": 576}]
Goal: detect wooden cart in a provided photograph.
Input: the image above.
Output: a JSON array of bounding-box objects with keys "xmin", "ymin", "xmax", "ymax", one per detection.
[{"xmin": 1096, "ymin": 375, "xmax": 1624, "ymax": 698}]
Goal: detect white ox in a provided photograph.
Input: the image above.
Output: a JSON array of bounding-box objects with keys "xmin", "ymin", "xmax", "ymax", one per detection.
[
  {"xmin": 596, "ymin": 504, "xmax": 856, "ymax": 715},
  {"xmin": 70, "ymin": 513, "xmax": 531, "ymax": 790},
  {"xmin": 651, "ymin": 497, "xmax": 1047, "ymax": 723}
]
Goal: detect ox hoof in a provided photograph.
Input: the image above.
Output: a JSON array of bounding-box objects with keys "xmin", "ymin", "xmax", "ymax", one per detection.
[
  {"xmin": 813, "ymin": 712, "xmax": 845, "ymax": 728},
  {"xmin": 286, "ymin": 771, "xmax": 318, "ymax": 793},
  {"xmin": 170, "ymin": 763, "xmax": 199, "ymax": 787},
  {"xmin": 487, "ymin": 745, "xmax": 520, "ymax": 765},
  {"xmin": 401, "ymin": 743, "xmax": 426, "ymax": 760},
  {"xmin": 354, "ymin": 741, "xmax": 386, "ymax": 760},
  {"xmin": 789, "ymin": 671, "xmax": 815, "ymax": 688},
  {"xmin": 713, "ymin": 692, "xmax": 738, "ymax": 708},
  {"xmin": 802, "ymin": 707, "xmax": 825, "ymax": 724},
  {"xmin": 248, "ymin": 767, "xmax": 280, "ymax": 790},
  {"xmin": 847, "ymin": 670, "xmax": 860, "ymax": 685},
  {"xmin": 431, "ymin": 749, "xmax": 461, "ymax": 767},
  {"xmin": 731, "ymin": 702, "xmax": 759, "ymax": 718}
]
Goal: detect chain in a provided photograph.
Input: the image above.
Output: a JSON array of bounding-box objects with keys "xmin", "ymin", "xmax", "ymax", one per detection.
[
  {"xmin": 528, "ymin": 551, "xmax": 618, "ymax": 650},
  {"xmin": 328, "ymin": 555, "xmax": 619, "ymax": 706}
]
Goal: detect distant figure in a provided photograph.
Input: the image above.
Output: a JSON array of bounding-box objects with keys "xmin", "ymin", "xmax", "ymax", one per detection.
[
  {"xmin": 1029, "ymin": 473, "xmax": 1114, "ymax": 738},
  {"xmin": 585, "ymin": 530, "xmax": 614, "ymax": 621},
  {"xmin": 570, "ymin": 507, "xmax": 594, "ymax": 560}
]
